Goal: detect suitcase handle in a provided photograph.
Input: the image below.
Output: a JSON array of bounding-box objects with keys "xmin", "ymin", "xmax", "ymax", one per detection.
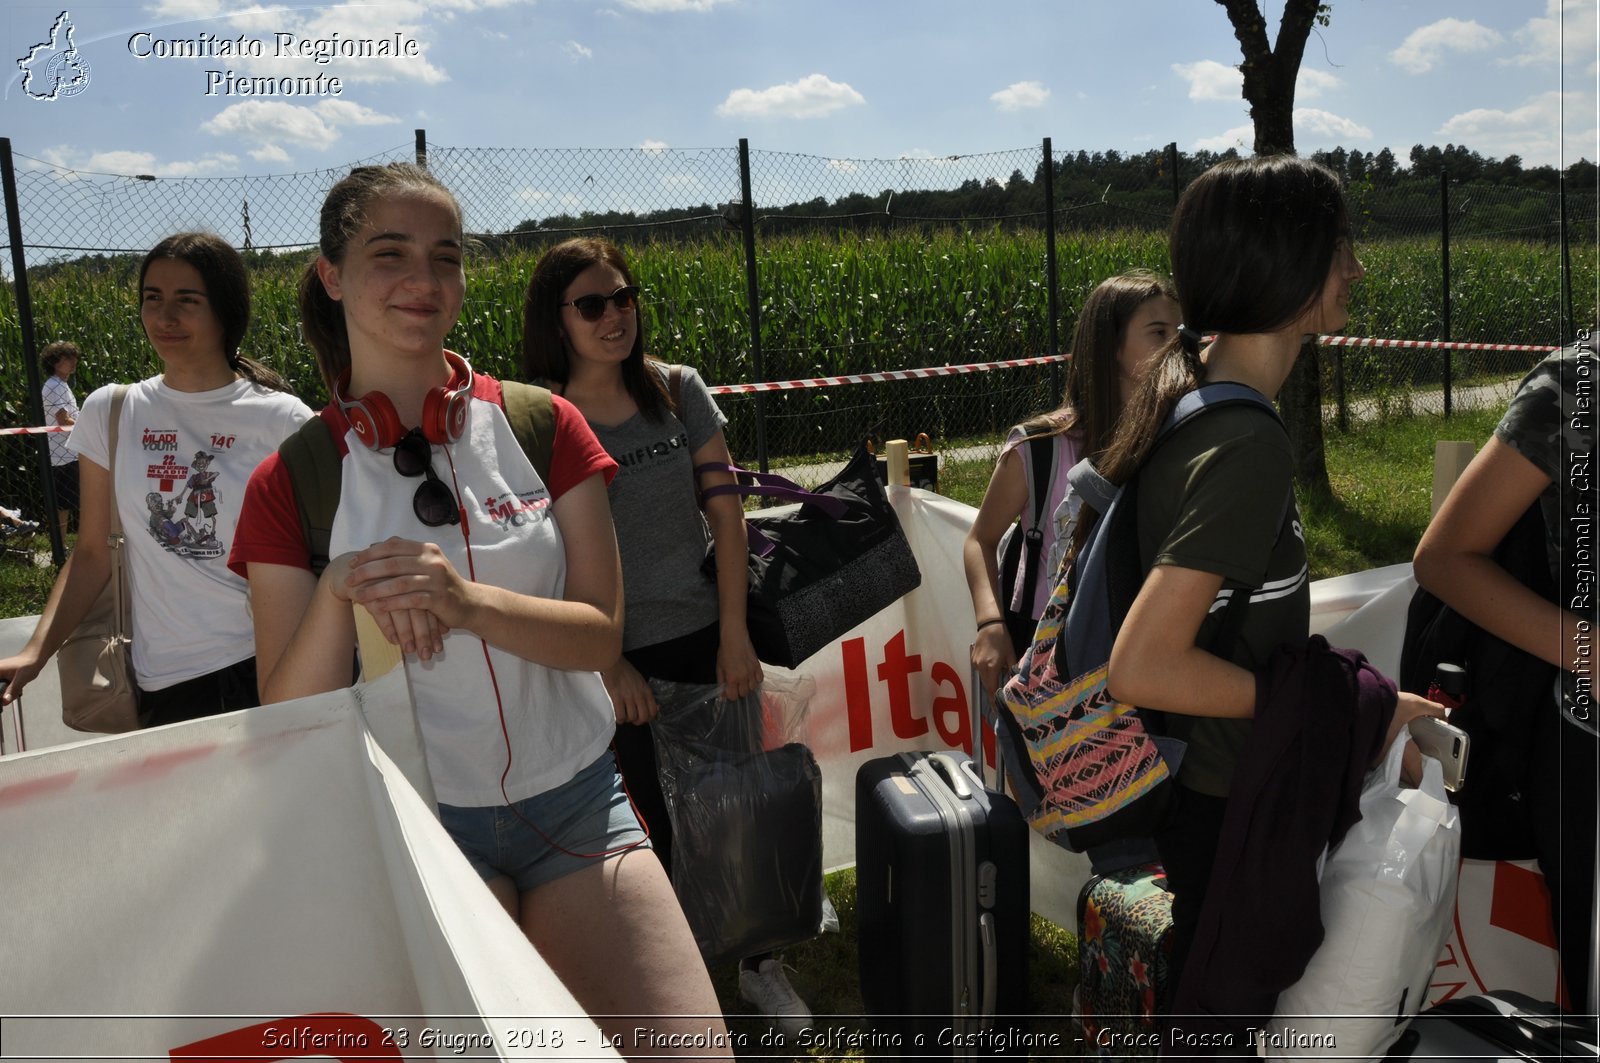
[
  {"xmin": 979, "ymin": 911, "xmax": 997, "ymax": 1028},
  {"xmin": 927, "ymin": 752, "xmax": 973, "ymax": 799}
]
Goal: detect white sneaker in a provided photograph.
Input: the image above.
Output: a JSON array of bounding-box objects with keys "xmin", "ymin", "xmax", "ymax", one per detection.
[{"xmin": 738, "ymin": 958, "xmax": 812, "ymax": 1040}]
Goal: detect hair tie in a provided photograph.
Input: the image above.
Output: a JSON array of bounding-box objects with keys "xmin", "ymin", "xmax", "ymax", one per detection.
[{"xmin": 1177, "ymin": 324, "xmax": 1203, "ymax": 355}]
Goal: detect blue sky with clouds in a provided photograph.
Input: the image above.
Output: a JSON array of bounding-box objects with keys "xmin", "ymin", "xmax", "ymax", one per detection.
[{"xmin": 1, "ymin": 0, "xmax": 1595, "ymax": 180}]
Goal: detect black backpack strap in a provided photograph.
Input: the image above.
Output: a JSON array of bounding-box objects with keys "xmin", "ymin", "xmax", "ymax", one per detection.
[
  {"xmin": 278, "ymin": 416, "xmax": 342, "ymax": 577},
  {"xmin": 1016, "ymin": 433, "xmax": 1055, "ymax": 605},
  {"xmin": 500, "ymin": 380, "xmax": 555, "ymax": 485}
]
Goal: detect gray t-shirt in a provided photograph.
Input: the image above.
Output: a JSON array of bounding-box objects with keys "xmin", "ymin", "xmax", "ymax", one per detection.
[{"xmin": 586, "ymin": 362, "xmax": 729, "ymax": 651}]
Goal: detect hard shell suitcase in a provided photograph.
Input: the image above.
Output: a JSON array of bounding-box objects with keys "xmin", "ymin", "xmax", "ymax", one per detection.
[
  {"xmin": 855, "ymin": 672, "xmax": 1030, "ymax": 1057},
  {"xmin": 1074, "ymin": 863, "xmax": 1174, "ymax": 1060}
]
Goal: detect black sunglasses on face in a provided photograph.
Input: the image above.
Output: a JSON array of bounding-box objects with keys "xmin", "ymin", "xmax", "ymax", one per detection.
[
  {"xmin": 560, "ymin": 285, "xmax": 640, "ymax": 322},
  {"xmin": 394, "ymin": 428, "xmax": 459, "ymax": 528}
]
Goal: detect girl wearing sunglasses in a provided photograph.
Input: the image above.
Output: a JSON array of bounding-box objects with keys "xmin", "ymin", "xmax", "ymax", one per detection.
[
  {"xmin": 521, "ymin": 239, "xmax": 811, "ymax": 1038},
  {"xmin": 230, "ymin": 165, "xmax": 727, "ymax": 1058},
  {"xmin": 1, "ymin": 233, "xmax": 312, "ymax": 725}
]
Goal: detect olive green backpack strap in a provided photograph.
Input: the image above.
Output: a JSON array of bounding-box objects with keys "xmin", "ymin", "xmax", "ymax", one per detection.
[
  {"xmin": 282, "ymin": 384, "xmax": 552, "ymax": 578},
  {"xmin": 667, "ymin": 363, "xmax": 684, "ymax": 417},
  {"xmin": 501, "ymin": 380, "xmax": 555, "ymax": 485},
  {"xmin": 278, "ymin": 416, "xmax": 342, "ymax": 577}
]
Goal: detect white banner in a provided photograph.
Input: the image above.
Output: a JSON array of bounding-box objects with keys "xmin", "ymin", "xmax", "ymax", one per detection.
[{"xmin": 0, "ymin": 672, "xmax": 620, "ymax": 1062}]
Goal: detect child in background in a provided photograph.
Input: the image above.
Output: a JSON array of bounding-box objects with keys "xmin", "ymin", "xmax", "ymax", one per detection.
[{"xmin": 965, "ymin": 270, "xmax": 1179, "ymax": 698}]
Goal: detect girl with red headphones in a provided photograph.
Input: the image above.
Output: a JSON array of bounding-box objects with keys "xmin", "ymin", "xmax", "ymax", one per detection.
[{"xmin": 229, "ymin": 164, "xmax": 728, "ymax": 1058}]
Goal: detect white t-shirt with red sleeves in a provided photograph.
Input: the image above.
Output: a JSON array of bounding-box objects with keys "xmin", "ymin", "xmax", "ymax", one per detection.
[
  {"xmin": 231, "ymin": 371, "xmax": 619, "ymax": 809},
  {"xmin": 70, "ymin": 375, "xmax": 314, "ymax": 690}
]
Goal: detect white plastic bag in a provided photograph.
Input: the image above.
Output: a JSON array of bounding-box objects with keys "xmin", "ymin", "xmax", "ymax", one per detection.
[{"xmin": 1266, "ymin": 740, "xmax": 1462, "ymax": 1059}]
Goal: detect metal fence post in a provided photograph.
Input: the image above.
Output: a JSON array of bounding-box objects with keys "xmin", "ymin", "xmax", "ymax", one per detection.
[
  {"xmin": 737, "ymin": 138, "xmax": 768, "ymax": 472},
  {"xmin": 415, "ymin": 129, "xmax": 427, "ymax": 168},
  {"xmin": 1, "ymin": 137, "xmax": 64, "ymax": 567},
  {"xmin": 1167, "ymin": 141, "xmax": 1180, "ymax": 205},
  {"xmin": 1439, "ymin": 167, "xmax": 1452, "ymax": 418},
  {"xmin": 1042, "ymin": 138, "xmax": 1060, "ymax": 399}
]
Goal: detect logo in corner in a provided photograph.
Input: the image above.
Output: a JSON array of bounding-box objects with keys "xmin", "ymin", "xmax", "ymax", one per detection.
[{"xmin": 18, "ymin": 11, "xmax": 92, "ymax": 101}]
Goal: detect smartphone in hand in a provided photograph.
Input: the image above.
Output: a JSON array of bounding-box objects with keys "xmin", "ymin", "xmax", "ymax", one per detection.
[{"xmin": 1409, "ymin": 715, "xmax": 1470, "ymax": 792}]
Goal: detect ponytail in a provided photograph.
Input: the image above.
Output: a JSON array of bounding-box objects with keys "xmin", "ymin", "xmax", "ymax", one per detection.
[{"xmin": 298, "ymin": 259, "xmax": 349, "ymax": 395}]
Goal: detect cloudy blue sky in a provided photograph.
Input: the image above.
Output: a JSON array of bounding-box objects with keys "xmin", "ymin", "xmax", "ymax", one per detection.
[{"xmin": 1, "ymin": 0, "xmax": 1594, "ymax": 183}]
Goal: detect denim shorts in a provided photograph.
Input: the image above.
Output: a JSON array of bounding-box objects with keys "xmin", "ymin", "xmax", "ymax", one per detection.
[{"xmin": 438, "ymin": 752, "xmax": 649, "ymax": 894}]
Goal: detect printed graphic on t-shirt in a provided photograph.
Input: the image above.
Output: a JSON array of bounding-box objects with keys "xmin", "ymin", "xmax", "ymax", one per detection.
[
  {"xmin": 613, "ymin": 430, "xmax": 690, "ymax": 471},
  {"xmin": 141, "ymin": 434, "xmax": 233, "ymax": 559},
  {"xmin": 482, "ymin": 489, "xmax": 551, "ymax": 531}
]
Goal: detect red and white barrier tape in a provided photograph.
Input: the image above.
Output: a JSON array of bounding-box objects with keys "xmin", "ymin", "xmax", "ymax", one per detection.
[
  {"xmin": 706, "ymin": 354, "xmax": 1067, "ymax": 396},
  {"xmin": 0, "ymin": 337, "xmax": 1563, "ymax": 426},
  {"xmin": 0, "ymin": 425, "xmax": 70, "ymax": 437},
  {"xmin": 1317, "ymin": 336, "xmax": 1560, "ymax": 353},
  {"xmin": 705, "ymin": 336, "xmax": 1560, "ymax": 396}
]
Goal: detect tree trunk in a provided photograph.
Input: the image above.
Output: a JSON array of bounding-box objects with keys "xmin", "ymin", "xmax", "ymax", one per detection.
[
  {"xmin": 1216, "ymin": 0, "xmax": 1333, "ymax": 495},
  {"xmin": 1283, "ymin": 341, "xmax": 1332, "ymax": 497}
]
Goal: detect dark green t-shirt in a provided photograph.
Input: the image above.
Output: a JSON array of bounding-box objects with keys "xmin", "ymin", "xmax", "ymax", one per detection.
[{"xmin": 1134, "ymin": 401, "xmax": 1308, "ymax": 796}]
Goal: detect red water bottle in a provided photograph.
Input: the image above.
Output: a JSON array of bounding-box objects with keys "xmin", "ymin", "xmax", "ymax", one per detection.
[{"xmin": 1426, "ymin": 662, "xmax": 1466, "ymax": 715}]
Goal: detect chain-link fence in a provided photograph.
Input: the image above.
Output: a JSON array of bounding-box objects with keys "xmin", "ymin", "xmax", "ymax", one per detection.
[{"xmin": 2, "ymin": 133, "xmax": 1595, "ymax": 570}]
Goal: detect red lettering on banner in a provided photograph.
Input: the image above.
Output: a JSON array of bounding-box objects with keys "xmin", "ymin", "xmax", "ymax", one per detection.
[
  {"xmin": 878, "ymin": 630, "xmax": 926, "ymax": 739},
  {"xmin": 842, "ymin": 631, "xmax": 992, "ymax": 759},
  {"xmin": 842, "ymin": 637, "xmax": 873, "ymax": 751},
  {"xmin": 930, "ymin": 661, "xmax": 968, "ymax": 749},
  {"xmin": 170, "ymin": 1012, "xmax": 399, "ymax": 1061}
]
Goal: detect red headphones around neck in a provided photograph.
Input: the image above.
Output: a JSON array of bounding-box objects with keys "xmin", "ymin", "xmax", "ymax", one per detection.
[{"xmin": 334, "ymin": 350, "xmax": 474, "ymax": 450}]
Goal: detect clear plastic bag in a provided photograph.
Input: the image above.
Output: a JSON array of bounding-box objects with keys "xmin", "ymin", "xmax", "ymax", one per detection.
[{"xmin": 649, "ymin": 674, "xmax": 825, "ymax": 966}]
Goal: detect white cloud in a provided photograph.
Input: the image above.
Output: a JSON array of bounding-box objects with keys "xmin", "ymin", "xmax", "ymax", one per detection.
[
  {"xmin": 1507, "ymin": 0, "xmax": 1599, "ymax": 75},
  {"xmin": 249, "ymin": 143, "xmax": 291, "ymax": 164},
  {"xmin": 989, "ymin": 80, "xmax": 1049, "ymax": 112},
  {"xmin": 200, "ymin": 99, "xmax": 399, "ymax": 154},
  {"xmin": 1434, "ymin": 90, "xmax": 1593, "ymax": 167},
  {"xmin": 826, "ymin": 158, "xmax": 858, "ymax": 173},
  {"xmin": 1191, "ymin": 124, "xmax": 1254, "ymax": 154},
  {"xmin": 47, "ymin": 148, "xmax": 242, "ymax": 177},
  {"xmin": 514, "ymin": 187, "xmax": 583, "ymax": 209},
  {"xmin": 617, "ymin": 0, "xmax": 736, "ymax": 10},
  {"xmin": 564, "ymin": 40, "xmax": 593, "ymax": 61},
  {"xmin": 640, "ymin": 139, "xmax": 669, "ymax": 153},
  {"xmin": 140, "ymin": 1, "xmax": 461, "ymax": 85},
  {"xmin": 1294, "ymin": 108, "xmax": 1372, "ymax": 140},
  {"xmin": 1296, "ymin": 69, "xmax": 1341, "ymax": 101},
  {"xmin": 716, "ymin": 74, "xmax": 865, "ymax": 120},
  {"xmin": 1191, "ymin": 110, "xmax": 1370, "ymax": 154},
  {"xmin": 1389, "ymin": 18, "xmax": 1503, "ymax": 74},
  {"xmin": 1172, "ymin": 60, "xmax": 1240, "ymax": 102},
  {"xmin": 661, "ymin": 174, "xmax": 700, "ymax": 189}
]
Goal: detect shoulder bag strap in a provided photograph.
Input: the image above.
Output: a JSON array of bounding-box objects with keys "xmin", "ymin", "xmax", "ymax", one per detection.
[
  {"xmin": 1016, "ymin": 434, "xmax": 1054, "ymax": 609},
  {"xmin": 105, "ymin": 385, "xmax": 130, "ymax": 638}
]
